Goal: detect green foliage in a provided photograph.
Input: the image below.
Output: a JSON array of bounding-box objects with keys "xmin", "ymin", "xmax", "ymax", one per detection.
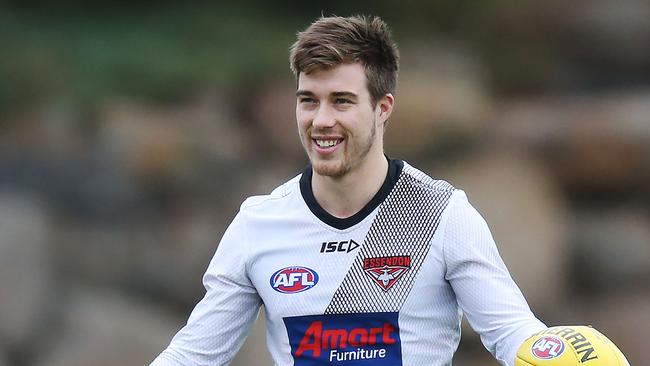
[{"xmin": 0, "ymin": 3, "xmax": 300, "ymax": 110}]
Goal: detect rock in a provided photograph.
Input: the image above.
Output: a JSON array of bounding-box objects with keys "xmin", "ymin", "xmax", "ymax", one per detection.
[
  {"xmin": 495, "ymin": 92, "xmax": 650, "ymax": 198},
  {"xmin": 570, "ymin": 208, "xmax": 650, "ymax": 293},
  {"xmin": 556, "ymin": 0, "xmax": 650, "ymax": 68},
  {"xmin": 58, "ymin": 206, "xmax": 225, "ymax": 309},
  {"xmin": 35, "ymin": 288, "xmax": 182, "ymax": 366},
  {"xmin": 386, "ymin": 41, "xmax": 492, "ymax": 158},
  {"xmin": 0, "ymin": 192, "xmax": 54, "ymax": 350},
  {"xmin": 249, "ymin": 80, "xmax": 305, "ymax": 162},
  {"xmin": 98, "ymin": 93, "xmax": 252, "ymax": 184},
  {"xmin": 472, "ymin": 0, "xmax": 650, "ymax": 92}
]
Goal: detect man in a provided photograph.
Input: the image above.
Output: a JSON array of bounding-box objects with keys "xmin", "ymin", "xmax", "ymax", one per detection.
[{"xmin": 150, "ymin": 15, "xmax": 546, "ymax": 366}]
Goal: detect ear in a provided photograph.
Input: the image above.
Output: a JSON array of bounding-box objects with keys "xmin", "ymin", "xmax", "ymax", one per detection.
[{"xmin": 376, "ymin": 93, "xmax": 395, "ymax": 125}]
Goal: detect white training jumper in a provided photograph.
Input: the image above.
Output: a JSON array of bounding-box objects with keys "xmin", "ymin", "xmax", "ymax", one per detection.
[{"xmin": 150, "ymin": 159, "xmax": 546, "ymax": 366}]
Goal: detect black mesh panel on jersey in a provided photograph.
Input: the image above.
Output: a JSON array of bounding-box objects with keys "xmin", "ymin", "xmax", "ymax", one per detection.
[{"xmin": 325, "ymin": 169, "xmax": 455, "ymax": 314}]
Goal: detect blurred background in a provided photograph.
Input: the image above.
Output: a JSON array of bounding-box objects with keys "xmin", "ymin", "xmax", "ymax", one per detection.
[{"xmin": 1, "ymin": 0, "xmax": 649, "ymax": 365}]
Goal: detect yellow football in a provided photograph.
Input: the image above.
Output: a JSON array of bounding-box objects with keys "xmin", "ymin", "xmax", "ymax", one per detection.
[{"xmin": 515, "ymin": 325, "xmax": 630, "ymax": 366}]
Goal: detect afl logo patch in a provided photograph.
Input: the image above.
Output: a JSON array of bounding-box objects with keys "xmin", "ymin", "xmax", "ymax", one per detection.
[
  {"xmin": 531, "ymin": 336, "xmax": 565, "ymax": 359},
  {"xmin": 270, "ymin": 267, "xmax": 319, "ymax": 294}
]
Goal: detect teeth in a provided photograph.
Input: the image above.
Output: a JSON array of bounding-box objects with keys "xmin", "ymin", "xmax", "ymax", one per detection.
[{"xmin": 316, "ymin": 139, "xmax": 339, "ymax": 148}]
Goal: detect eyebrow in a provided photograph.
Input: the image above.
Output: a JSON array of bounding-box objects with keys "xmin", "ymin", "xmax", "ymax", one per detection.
[
  {"xmin": 296, "ymin": 90, "xmax": 359, "ymax": 99},
  {"xmin": 296, "ymin": 90, "xmax": 315, "ymax": 97},
  {"xmin": 331, "ymin": 91, "xmax": 358, "ymax": 99}
]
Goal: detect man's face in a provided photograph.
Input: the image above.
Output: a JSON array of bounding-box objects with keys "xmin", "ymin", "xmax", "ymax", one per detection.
[{"xmin": 296, "ymin": 63, "xmax": 392, "ymax": 178}]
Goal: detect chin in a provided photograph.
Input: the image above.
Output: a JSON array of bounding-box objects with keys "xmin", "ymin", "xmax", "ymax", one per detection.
[{"xmin": 311, "ymin": 159, "xmax": 349, "ymax": 178}]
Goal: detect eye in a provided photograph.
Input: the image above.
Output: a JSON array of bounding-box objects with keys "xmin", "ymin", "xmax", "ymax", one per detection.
[
  {"xmin": 299, "ymin": 97, "xmax": 317, "ymax": 104},
  {"xmin": 334, "ymin": 98, "xmax": 353, "ymax": 105}
]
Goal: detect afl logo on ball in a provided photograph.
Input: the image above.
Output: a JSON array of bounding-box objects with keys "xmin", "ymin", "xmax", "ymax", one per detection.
[
  {"xmin": 270, "ymin": 266, "xmax": 319, "ymax": 294},
  {"xmin": 531, "ymin": 336, "xmax": 565, "ymax": 359}
]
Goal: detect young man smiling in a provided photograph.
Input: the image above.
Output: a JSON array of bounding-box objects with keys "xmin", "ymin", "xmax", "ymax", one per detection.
[
  {"xmin": 150, "ymin": 15, "xmax": 546, "ymax": 366},
  {"xmin": 296, "ymin": 61, "xmax": 393, "ymax": 218}
]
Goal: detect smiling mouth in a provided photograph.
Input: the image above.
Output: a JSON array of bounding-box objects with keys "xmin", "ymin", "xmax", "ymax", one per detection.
[{"xmin": 313, "ymin": 139, "xmax": 343, "ymax": 148}]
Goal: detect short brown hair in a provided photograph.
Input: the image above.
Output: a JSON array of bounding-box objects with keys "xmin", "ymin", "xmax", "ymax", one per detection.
[{"xmin": 290, "ymin": 15, "xmax": 399, "ymax": 106}]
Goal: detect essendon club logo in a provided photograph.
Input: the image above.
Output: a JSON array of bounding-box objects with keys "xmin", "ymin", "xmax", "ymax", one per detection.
[
  {"xmin": 363, "ymin": 256, "xmax": 411, "ymax": 292},
  {"xmin": 284, "ymin": 312, "xmax": 402, "ymax": 365}
]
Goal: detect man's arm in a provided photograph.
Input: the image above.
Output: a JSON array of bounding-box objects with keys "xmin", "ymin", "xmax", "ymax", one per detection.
[
  {"xmin": 150, "ymin": 211, "xmax": 263, "ymax": 366},
  {"xmin": 443, "ymin": 191, "xmax": 546, "ymax": 366}
]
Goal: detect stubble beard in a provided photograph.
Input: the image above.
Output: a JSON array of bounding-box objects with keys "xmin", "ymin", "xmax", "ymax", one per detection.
[{"xmin": 308, "ymin": 118, "xmax": 377, "ymax": 178}]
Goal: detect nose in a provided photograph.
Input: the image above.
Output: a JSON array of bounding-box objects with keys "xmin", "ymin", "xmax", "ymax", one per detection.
[{"xmin": 312, "ymin": 105, "xmax": 336, "ymax": 129}]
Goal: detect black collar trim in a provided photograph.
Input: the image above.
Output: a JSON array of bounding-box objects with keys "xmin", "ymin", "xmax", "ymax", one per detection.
[{"xmin": 299, "ymin": 158, "xmax": 404, "ymax": 230}]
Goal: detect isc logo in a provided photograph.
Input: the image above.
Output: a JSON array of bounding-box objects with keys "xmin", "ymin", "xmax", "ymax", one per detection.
[
  {"xmin": 320, "ymin": 239, "xmax": 359, "ymax": 253},
  {"xmin": 270, "ymin": 267, "xmax": 319, "ymax": 294},
  {"xmin": 531, "ymin": 336, "xmax": 565, "ymax": 359}
]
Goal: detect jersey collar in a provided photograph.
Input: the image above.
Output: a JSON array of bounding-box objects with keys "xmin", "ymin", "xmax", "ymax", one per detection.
[{"xmin": 299, "ymin": 158, "xmax": 404, "ymax": 230}]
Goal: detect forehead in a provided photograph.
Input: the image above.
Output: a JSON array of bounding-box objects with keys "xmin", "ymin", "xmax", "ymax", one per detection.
[{"xmin": 297, "ymin": 63, "xmax": 368, "ymax": 96}]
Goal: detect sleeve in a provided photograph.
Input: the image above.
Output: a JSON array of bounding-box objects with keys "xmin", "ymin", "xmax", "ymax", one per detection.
[
  {"xmin": 150, "ymin": 210, "xmax": 263, "ymax": 366},
  {"xmin": 443, "ymin": 191, "xmax": 546, "ymax": 366}
]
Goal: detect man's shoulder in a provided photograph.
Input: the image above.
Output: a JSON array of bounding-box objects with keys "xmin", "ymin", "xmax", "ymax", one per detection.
[
  {"xmin": 400, "ymin": 161, "xmax": 457, "ymax": 194},
  {"xmin": 240, "ymin": 172, "xmax": 302, "ymax": 211}
]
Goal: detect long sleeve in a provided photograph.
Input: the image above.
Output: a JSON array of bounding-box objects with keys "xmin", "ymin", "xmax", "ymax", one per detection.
[
  {"xmin": 150, "ymin": 211, "xmax": 263, "ymax": 366},
  {"xmin": 443, "ymin": 191, "xmax": 546, "ymax": 366}
]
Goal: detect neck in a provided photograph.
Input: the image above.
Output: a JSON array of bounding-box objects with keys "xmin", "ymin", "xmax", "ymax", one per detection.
[{"xmin": 311, "ymin": 153, "xmax": 389, "ymax": 219}]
